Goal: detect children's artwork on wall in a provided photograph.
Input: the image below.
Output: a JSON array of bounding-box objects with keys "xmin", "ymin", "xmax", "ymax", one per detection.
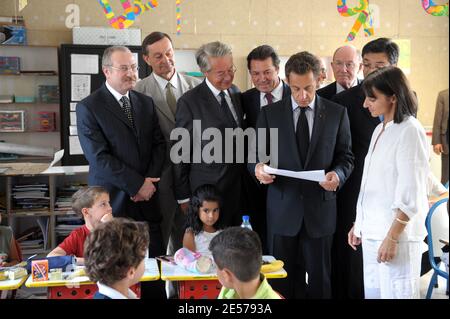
[
  {"xmin": 421, "ymin": 0, "xmax": 449, "ymax": 16},
  {"xmin": 176, "ymin": 0, "xmax": 181, "ymax": 35},
  {"xmin": 97, "ymin": 0, "xmax": 159, "ymax": 29},
  {"xmin": 337, "ymin": 0, "xmax": 374, "ymax": 42}
]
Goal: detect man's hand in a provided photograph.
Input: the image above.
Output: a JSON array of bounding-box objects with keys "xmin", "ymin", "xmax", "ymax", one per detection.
[
  {"xmin": 135, "ymin": 177, "xmax": 160, "ymax": 201},
  {"xmin": 319, "ymin": 171, "xmax": 339, "ymax": 191},
  {"xmin": 255, "ymin": 163, "xmax": 276, "ymax": 185},
  {"xmin": 433, "ymin": 144, "xmax": 443, "ymax": 155}
]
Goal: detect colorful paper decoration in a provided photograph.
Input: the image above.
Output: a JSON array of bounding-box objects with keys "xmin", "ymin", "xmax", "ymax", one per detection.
[
  {"xmin": 337, "ymin": 0, "xmax": 374, "ymax": 42},
  {"xmin": 98, "ymin": 0, "xmax": 159, "ymax": 29},
  {"xmin": 18, "ymin": 0, "xmax": 28, "ymax": 12},
  {"xmin": 422, "ymin": 0, "xmax": 449, "ymax": 16},
  {"xmin": 176, "ymin": 0, "xmax": 181, "ymax": 35}
]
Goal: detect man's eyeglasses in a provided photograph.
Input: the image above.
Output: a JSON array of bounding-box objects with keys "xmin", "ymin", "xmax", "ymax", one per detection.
[
  {"xmin": 213, "ymin": 65, "xmax": 237, "ymax": 79},
  {"xmin": 108, "ymin": 65, "xmax": 140, "ymax": 72},
  {"xmin": 333, "ymin": 61, "xmax": 357, "ymax": 70}
]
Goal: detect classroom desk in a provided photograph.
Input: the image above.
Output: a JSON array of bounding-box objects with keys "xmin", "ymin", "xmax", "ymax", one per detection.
[
  {"xmin": 161, "ymin": 255, "xmax": 287, "ymax": 299},
  {"xmin": 25, "ymin": 258, "xmax": 159, "ymax": 299},
  {"xmin": 0, "ymin": 275, "xmax": 28, "ymax": 291}
]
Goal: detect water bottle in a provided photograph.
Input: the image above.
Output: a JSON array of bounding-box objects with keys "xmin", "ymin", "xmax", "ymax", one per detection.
[{"xmin": 241, "ymin": 215, "xmax": 253, "ymax": 230}]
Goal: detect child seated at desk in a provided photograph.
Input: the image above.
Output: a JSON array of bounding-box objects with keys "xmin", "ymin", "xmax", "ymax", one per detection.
[
  {"xmin": 47, "ymin": 186, "xmax": 113, "ymax": 265},
  {"xmin": 183, "ymin": 184, "xmax": 223, "ymax": 256},
  {"xmin": 84, "ymin": 218, "xmax": 149, "ymax": 299},
  {"xmin": 209, "ymin": 227, "xmax": 281, "ymax": 299},
  {"xmin": 0, "ymin": 214, "xmax": 20, "ymax": 267}
]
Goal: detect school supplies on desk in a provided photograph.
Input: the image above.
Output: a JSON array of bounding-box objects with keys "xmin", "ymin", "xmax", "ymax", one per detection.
[
  {"xmin": 174, "ymin": 248, "xmax": 213, "ymax": 274},
  {"xmin": 31, "ymin": 259, "xmax": 48, "ymax": 281}
]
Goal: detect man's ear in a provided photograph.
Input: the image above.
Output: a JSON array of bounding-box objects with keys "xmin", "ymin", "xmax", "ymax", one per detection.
[{"xmin": 142, "ymin": 53, "xmax": 151, "ymax": 65}]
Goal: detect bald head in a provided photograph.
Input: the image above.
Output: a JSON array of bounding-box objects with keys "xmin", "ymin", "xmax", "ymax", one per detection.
[{"xmin": 331, "ymin": 45, "xmax": 362, "ymax": 89}]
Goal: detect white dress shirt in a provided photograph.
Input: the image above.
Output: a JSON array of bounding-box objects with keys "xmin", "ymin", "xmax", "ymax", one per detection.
[
  {"xmin": 152, "ymin": 71, "xmax": 183, "ymax": 100},
  {"xmin": 97, "ymin": 282, "xmax": 138, "ymax": 299},
  {"xmin": 106, "ymin": 81, "xmax": 130, "ymax": 106},
  {"xmin": 291, "ymin": 95, "xmax": 315, "ymax": 139},
  {"xmin": 336, "ymin": 79, "xmax": 359, "ymax": 95},
  {"xmin": 205, "ymin": 77, "xmax": 238, "ymax": 123},
  {"xmin": 354, "ymin": 116, "xmax": 430, "ymax": 242},
  {"xmin": 259, "ymin": 78, "xmax": 284, "ymax": 107}
]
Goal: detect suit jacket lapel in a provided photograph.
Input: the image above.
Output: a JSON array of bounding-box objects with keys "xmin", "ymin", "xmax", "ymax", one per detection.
[
  {"xmin": 129, "ymin": 91, "xmax": 143, "ymax": 139},
  {"xmin": 149, "ymin": 75, "xmax": 175, "ymax": 123},
  {"xmin": 101, "ymin": 84, "xmax": 135, "ymax": 132},
  {"xmin": 281, "ymin": 81, "xmax": 291, "ymax": 99},
  {"xmin": 229, "ymin": 86, "xmax": 243, "ymax": 127},
  {"xmin": 283, "ymin": 99, "xmax": 303, "ymax": 169},
  {"xmin": 200, "ymin": 81, "xmax": 226, "ymax": 124},
  {"xmin": 305, "ymin": 95, "xmax": 326, "ymax": 168}
]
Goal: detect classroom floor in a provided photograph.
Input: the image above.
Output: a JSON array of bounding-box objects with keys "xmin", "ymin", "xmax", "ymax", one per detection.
[{"xmin": 13, "ymin": 271, "xmax": 448, "ymax": 299}]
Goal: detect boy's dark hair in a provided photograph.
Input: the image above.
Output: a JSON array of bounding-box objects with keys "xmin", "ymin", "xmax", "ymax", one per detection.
[
  {"xmin": 185, "ymin": 184, "xmax": 222, "ymax": 235},
  {"xmin": 142, "ymin": 31, "xmax": 172, "ymax": 56},
  {"xmin": 246, "ymin": 45, "xmax": 280, "ymax": 70},
  {"xmin": 209, "ymin": 226, "xmax": 262, "ymax": 282},
  {"xmin": 285, "ymin": 51, "xmax": 321, "ymax": 80},
  {"xmin": 362, "ymin": 37, "xmax": 399, "ymax": 65},
  {"xmin": 362, "ymin": 66, "xmax": 417, "ymax": 124},
  {"xmin": 71, "ymin": 186, "xmax": 108, "ymax": 216},
  {"xmin": 84, "ymin": 218, "xmax": 149, "ymax": 287}
]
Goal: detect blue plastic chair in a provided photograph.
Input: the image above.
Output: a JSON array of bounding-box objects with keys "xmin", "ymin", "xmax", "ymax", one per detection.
[{"xmin": 425, "ymin": 197, "xmax": 449, "ymax": 299}]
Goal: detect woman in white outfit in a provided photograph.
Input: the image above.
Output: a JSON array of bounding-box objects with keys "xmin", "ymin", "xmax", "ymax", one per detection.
[{"xmin": 348, "ymin": 66, "xmax": 430, "ymax": 299}]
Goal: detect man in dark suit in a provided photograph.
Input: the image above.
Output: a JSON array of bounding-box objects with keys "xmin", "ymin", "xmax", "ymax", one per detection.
[
  {"xmin": 317, "ymin": 45, "xmax": 362, "ymax": 100},
  {"xmin": 331, "ymin": 38, "xmax": 400, "ymax": 299},
  {"xmin": 242, "ymin": 45, "xmax": 291, "ymax": 252},
  {"xmin": 249, "ymin": 52, "xmax": 354, "ymax": 298},
  {"xmin": 242, "ymin": 45, "xmax": 291, "ymax": 128},
  {"xmin": 172, "ymin": 41, "xmax": 245, "ymax": 227},
  {"xmin": 76, "ymin": 46, "xmax": 166, "ymax": 298}
]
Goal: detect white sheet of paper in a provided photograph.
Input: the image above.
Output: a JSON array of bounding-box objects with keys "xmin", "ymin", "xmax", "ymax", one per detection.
[
  {"xmin": 70, "ymin": 103, "xmax": 77, "ymax": 111},
  {"xmin": 49, "ymin": 149, "xmax": 64, "ymax": 168},
  {"xmin": 70, "ymin": 112, "xmax": 77, "ymax": 125},
  {"xmin": 71, "ymin": 54, "xmax": 99, "ymax": 74},
  {"xmin": 69, "ymin": 135, "xmax": 83, "ymax": 155},
  {"xmin": 71, "ymin": 74, "xmax": 91, "ymax": 101},
  {"xmin": 263, "ymin": 165, "xmax": 326, "ymax": 182}
]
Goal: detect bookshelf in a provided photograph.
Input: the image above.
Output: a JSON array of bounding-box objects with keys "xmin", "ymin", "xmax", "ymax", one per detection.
[
  {"xmin": 0, "ymin": 45, "xmax": 60, "ymax": 150},
  {"xmin": 0, "ymin": 166, "xmax": 88, "ymax": 258}
]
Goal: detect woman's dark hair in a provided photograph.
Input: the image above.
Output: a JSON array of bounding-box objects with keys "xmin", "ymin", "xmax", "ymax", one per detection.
[
  {"xmin": 362, "ymin": 66, "xmax": 417, "ymax": 124},
  {"xmin": 184, "ymin": 184, "xmax": 222, "ymax": 235}
]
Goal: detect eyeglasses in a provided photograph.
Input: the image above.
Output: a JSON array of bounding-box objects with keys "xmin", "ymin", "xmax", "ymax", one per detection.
[
  {"xmin": 212, "ymin": 65, "xmax": 237, "ymax": 79},
  {"xmin": 108, "ymin": 64, "xmax": 140, "ymax": 72},
  {"xmin": 362, "ymin": 62, "xmax": 390, "ymax": 70},
  {"xmin": 333, "ymin": 61, "xmax": 357, "ymax": 70}
]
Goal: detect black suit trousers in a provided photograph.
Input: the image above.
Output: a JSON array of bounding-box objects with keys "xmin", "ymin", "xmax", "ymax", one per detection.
[{"xmin": 270, "ymin": 227, "xmax": 333, "ymax": 299}]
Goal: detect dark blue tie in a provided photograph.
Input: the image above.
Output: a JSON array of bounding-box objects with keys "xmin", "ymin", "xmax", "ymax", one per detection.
[{"xmin": 219, "ymin": 91, "xmax": 237, "ymax": 128}]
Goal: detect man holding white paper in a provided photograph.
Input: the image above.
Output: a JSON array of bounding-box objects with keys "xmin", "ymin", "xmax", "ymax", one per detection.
[{"xmin": 249, "ymin": 52, "xmax": 353, "ymax": 299}]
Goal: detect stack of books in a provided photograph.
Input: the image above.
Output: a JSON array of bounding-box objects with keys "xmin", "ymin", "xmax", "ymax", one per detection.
[{"xmin": 12, "ymin": 183, "xmax": 49, "ymax": 211}]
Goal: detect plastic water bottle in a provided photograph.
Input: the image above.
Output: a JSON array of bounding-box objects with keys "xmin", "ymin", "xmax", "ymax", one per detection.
[{"xmin": 241, "ymin": 215, "xmax": 253, "ymax": 230}]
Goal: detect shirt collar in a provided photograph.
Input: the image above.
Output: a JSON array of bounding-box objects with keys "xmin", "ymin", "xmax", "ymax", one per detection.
[
  {"xmin": 105, "ymin": 81, "xmax": 130, "ymax": 103},
  {"xmin": 336, "ymin": 79, "xmax": 358, "ymax": 94},
  {"xmin": 152, "ymin": 71, "xmax": 179, "ymax": 90},
  {"xmin": 261, "ymin": 78, "xmax": 284, "ymax": 101},
  {"xmin": 205, "ymin": 77, "xmax": 230, "ymax": 98},
  {"xmin": 97, "ymin": 282, "xmax": 138, "ymax": 299},
  {"xmin": 291, "ymin": 95, "xmax": 316, "ymax": 112}
]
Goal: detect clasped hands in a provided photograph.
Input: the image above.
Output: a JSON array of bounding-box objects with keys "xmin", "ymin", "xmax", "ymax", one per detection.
[{"xmin": 131, "ymin": 177, "xmax": 160, "ymax": 202}]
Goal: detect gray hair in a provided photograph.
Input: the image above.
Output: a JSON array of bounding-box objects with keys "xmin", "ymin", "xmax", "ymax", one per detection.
[
  {"xmin": 195, "ymin": 41, "xmax": 232, "ymax": 73},
  {"xmin": 102, "ymin": 46, "xmax": 132, "ymax": 67}
]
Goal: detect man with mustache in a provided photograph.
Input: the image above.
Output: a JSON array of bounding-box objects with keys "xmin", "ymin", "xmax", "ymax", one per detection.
[{"xmin": 76, "ymin": 46, "xmax": 166, "ymax": 297}]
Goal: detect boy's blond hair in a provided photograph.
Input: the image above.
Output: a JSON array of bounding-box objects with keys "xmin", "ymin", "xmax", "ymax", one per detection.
[{"xmin": 71, "ymin": 186, "xmax": 108, "ymax": 216}]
